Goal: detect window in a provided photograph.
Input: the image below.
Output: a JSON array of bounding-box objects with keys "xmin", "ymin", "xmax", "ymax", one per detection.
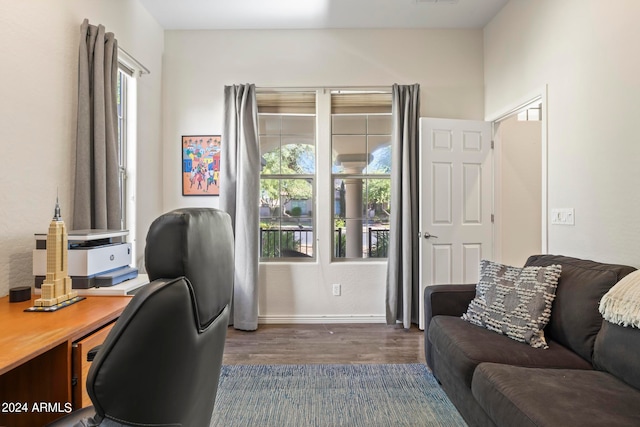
[
  {"xmin": 116, "ymin": 57, "xmax": 139, "ymax": 261},
  {"xmin": 331, "ymin": 93, "xmax": 392, "ymax": 259},
  {"xmin": 257, "ymin": 89, "xmax": 391, "ymax": 262},
  {"xmin": 115, "ymin": 48, "xmax": 148, "ymax": 263},
  {"xmin": 116, "ymin": 68, "xmax": 128, "ymax": 230},
  {"xmin": 332, "ymin": 116, "xmax": 392, "ymax": 259},
  {"xmin": 259, "ymin": 92, "xmax": 316, "ymax": 259}
]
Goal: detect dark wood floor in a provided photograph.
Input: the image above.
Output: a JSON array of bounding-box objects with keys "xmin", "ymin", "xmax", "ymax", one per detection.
[{"xmin": 222, "ymin": 323, "xmax": 425, "ymax": 365}]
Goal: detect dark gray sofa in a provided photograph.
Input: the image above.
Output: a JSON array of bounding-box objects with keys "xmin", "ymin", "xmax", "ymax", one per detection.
[{"xmin": 424, "ymin": 254, "xmax": 640, "ymax": 427}]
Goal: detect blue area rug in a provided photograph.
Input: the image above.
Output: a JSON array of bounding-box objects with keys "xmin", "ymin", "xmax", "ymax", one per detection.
[{"xmin": 210, "ymin": 364, "xmax": 466, "ymax": 426}]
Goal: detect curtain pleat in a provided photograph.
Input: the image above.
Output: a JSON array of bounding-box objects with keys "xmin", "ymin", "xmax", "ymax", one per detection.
[
  {"xmin": 73, "ymin": 18, "xmax": 120, "ymax": 230},
  {"xmin": 220, "ymin": 84, "xmax": 260, "ymax": 331},
  {"xmin": 386, "ymin": 84, "xmax": 421, "ymax": 328}
]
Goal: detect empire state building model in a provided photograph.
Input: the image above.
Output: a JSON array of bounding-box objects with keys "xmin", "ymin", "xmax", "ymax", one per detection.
[{"xmin": 34, "ymin": 199, "xmax": 78, "ymax": 307}]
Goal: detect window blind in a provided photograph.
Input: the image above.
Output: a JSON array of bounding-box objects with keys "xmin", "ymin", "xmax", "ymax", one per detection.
[
  {"xmin": 331, "ymin": 92, "xmax": 392, "ymax": 114},
  {"xmin": 256, "ymin": 89, "xmax": 392, "ymax": 114},
  {"xmin": 256, "ymin": 91, "xmax": 316, "ymax": 114}
]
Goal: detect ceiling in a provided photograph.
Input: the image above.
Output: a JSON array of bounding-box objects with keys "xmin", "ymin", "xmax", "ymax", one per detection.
[{"xmin": 138, "ymin": 0, "xmax": 509, "ymax": 30}]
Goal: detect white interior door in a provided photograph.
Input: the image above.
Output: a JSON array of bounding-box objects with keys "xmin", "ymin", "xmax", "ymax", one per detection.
[{"xmin": 418, "ymin": 118, "xmax": 493, "ymax": 329}]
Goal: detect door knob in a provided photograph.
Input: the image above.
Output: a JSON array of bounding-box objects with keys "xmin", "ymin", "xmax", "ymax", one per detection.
[{"xmin": 424, "ymin": 232, "xmax": 438, "ymax": 239}]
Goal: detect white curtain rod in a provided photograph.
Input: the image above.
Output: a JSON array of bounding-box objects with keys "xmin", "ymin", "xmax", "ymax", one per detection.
[
  {"xmin": 256, "ymin": 85, "xmax": 392, "ymax": 93},
  {"xmin": 118, "ymin": 47, "xmax": 150, "ymax": 77}
]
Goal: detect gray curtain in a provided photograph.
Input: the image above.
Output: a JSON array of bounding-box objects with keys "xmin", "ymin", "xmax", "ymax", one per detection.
[
  {"xmin": 220, "ymin": 84, "xmax": 260, "ymax": 331},
  {"xmin": 386, "ymin": 84, "xmax": 421, "ymax": 329},
  {"xmin": 73, "ymin": 19, "xmax": 120, "ymax": 230}
]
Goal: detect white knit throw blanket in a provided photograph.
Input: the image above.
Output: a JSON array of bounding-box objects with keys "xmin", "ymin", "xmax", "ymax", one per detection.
[{"xmin": 599, "ymin": 270, "xmax": 640, "ymax": 328}]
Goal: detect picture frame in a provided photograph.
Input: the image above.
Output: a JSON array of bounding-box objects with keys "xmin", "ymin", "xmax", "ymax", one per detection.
[{"xmin": 182, "ymin": 135, "xmax": 221, "ymax": 196}]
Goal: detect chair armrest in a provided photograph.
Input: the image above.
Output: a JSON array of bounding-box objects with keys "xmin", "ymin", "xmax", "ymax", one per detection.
[
  {"xmin": 424, "ymin": 284, "xmax": 476, "ymax": 369},
  {"xmin": 87, "ymin": 345, "xmax": 102, "ymax": 362}
]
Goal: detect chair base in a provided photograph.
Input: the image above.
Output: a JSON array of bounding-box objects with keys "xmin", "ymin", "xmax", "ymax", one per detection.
[{"xmin": 45, "ymin": 406, "xmax": 98, "ymax": 427}]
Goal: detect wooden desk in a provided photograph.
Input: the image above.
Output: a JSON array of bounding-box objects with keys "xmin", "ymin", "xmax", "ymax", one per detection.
[{"xmin": 0, "ymin": 295, "xmax": 131, "ymax": 427}]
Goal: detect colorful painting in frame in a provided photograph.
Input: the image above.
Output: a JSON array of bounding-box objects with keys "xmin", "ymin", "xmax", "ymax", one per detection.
[{"xmin": 182, "ymin": 135, "xmax": 221, "ymax": 196}]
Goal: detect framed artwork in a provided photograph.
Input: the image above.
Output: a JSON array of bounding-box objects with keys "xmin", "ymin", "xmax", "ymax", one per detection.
[{"xmin": 182, "ymin": 135, "xmax": 222, "ymax": 196}]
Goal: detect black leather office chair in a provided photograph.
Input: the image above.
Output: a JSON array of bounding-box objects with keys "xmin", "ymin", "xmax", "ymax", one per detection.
[{"xmin": 48, "ymin": 208, "xmax": 234, "ymax": 427}]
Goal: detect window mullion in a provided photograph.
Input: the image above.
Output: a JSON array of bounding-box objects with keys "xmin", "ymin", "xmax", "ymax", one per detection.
[{"xmin": 315, "ymin": 89, "xmax": 332, "ymax": 265}]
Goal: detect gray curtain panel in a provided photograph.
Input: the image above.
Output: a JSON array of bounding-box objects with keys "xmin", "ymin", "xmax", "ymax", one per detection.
[
  {"xmin": 386, "ymin": 84, "xmax": 421, "ymax": 328},
  {"xmin": 220, "ymin": 84, "xmax": 260, "ymax": 331},
  {"xmin": 73, "ymin": 19, "xmax": 120, "ymax": 230}
]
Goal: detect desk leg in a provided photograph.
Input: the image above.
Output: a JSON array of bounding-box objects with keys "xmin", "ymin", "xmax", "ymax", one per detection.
[{"xmin": 0, "ymin": 341, "xmax": 71, "ymax": 427}]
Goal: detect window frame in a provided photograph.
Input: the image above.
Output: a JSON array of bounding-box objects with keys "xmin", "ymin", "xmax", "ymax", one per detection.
[
  {"xmin": 331, "ymin": 112, "xmax": 392, "ymax": 261},
  {"xmin": 256, "ymin": 87, "xmax": 392, "ymax": 264},
  {"xmin": 116, "ymin": 67, "xmax": 128, "ymax": 231},
  {"xmin": 116, "ymin": 57, "xmax": 139, "ymax": 263},
  {"xmin": 258, "ymin": 112, "xmax": 317, "ymax": 262}
]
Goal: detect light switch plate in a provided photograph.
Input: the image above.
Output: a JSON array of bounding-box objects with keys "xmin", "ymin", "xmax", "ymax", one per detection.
[
  {"xmin": 332, "ymin": 283, "xmax": 341, "ymax": 296},
  {"xmin": 551, "ymin": 208, "xmax": 575, "ymax": 225}
]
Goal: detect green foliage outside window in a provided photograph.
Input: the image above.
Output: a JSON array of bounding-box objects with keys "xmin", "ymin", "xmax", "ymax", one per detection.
[{"xmin": 260, "ymin": 144, "xmax": 314, "ymax": 211}]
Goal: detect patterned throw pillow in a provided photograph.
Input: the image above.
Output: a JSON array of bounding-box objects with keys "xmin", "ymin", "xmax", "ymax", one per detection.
[{"xmin": 462, "ymin": 260, "xmax": 562, "ymax": 349}]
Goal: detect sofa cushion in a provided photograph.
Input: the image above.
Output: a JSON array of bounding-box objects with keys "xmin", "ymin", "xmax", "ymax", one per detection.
[
  {"xmin": 524, "ymin": 255, "xmax": 636, "ymax": 362},
  {"xmin": 428, "ymin": 316, "xmax": 592, "ymax": 389},
  {"xmin": 472, "ymin": 363, "xmax": 640, "ymax": 427},
  {"xmin": 594, "ymin": 320, "xmax": 640, "ymax": 390},
  {"xmin": 462, "ymin": 260, "xmax": 561, "ymax": 348}
]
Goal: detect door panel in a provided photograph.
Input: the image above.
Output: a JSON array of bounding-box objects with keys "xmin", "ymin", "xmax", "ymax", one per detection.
[
  {"xmin": 419, "ymin": 118, "xmax": 492, "ymax": 329},
  {"xmin": 432, "ymin": 162, "xmax": 452, "ymax": 224}
]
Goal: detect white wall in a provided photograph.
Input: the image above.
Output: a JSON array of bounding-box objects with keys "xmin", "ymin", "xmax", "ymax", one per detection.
[
  {"xmin": 0, "ymin": 0, "xmax": 164, "ymax": 297},
  {"xmin": 162, "ymin": 29, "xmax": 485, "ymax": 321},
  {"xmin": 484, "ymin": 0, "xmax": 640, "ymax": 268},
  {"xmin": 495, "ymin": 115, "xmax": 542, "ymax": 267}
]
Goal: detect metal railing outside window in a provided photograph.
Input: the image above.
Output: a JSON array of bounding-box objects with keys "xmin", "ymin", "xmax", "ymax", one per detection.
[{"xmin": 259, "ymin": 227, "xmax": 388, "ymax": 259}]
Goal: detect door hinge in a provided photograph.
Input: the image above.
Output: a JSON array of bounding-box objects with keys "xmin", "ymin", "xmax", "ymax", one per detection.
[
  {"xmin": 491, "ymin": 214, "xmax": 495, "ymax": 223},
  {"xmin": 491, "ymin": 140, "xmax": 495, "ymax": 149}
]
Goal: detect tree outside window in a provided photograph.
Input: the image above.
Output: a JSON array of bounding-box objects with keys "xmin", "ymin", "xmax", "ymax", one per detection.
[{"xmin": 259, "ymin": 115, "xmax": 315, "ymax": 259}]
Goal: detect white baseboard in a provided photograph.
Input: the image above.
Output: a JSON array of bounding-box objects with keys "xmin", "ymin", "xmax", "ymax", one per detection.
[{"xmin": 258, "ymin": 314, "xmax": 386, "ymax": 324}]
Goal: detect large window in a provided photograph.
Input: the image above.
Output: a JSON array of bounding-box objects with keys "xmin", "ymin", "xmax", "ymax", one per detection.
[
  {"xmin": 332, "ymin": 113, "xmax": 391, "ymax": 259},
  {"xmin": 258, "ymin": 89, "xmax": 391, "ymax": 262},
  {"xmin": 116, "ymin": 60, "xmax": 138, "ymax": 261},
  {"xmin": 116, "ymin": 49, "xmax": 148, "ymax": 263},
  {"xmin": 116, "ymin": 68, "xmax": 128, "ymax": 230},
  {"xmin": 259, "ymin": 107, "xmax": 316, "ymax": 259}
]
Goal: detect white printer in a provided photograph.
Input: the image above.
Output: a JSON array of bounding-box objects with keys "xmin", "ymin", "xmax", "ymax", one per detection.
[{"xmin": 33, "ymin": 229, "xmax": 137, "ymax": 289}]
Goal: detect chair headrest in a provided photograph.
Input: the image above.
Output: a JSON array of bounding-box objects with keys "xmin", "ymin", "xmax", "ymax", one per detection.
[{"xmin": 144, "ymin": 208, "xmax": 233, "ymax": 328}]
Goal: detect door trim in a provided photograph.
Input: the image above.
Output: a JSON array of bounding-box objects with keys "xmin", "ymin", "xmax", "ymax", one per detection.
[{"xmin": 486, "ymin": 85, "xmax": 549, "ymax": 254}]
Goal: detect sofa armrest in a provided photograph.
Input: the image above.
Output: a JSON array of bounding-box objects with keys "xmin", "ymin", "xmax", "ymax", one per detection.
[
  {"xmin": 424, "ymin": 284, "xmax": 476, "ymax": 369},
  {"xmin": 425, "ymin": 284, "xmax": 477, "ymax": 320}
]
